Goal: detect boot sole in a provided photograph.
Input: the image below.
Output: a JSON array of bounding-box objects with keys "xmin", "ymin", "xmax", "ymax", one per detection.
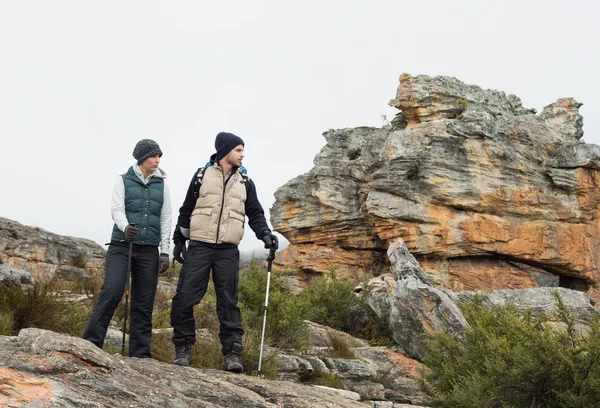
[{"xmin": 225, "ymin": 363, "xmax": 243, "ymax": 373}]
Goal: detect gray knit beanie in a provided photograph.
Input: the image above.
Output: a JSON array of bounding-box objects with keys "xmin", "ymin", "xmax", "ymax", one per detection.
[
  {"xmin": 215, "ymin": 132, "xmax": 244, "ymax": 162},
  {"xmin": 133, "ymin": 139, "xmax": 163, "ymax": 164}
]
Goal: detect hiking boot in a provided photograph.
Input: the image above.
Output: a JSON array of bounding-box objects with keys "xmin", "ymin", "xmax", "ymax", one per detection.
[
  {"xmin": 173, "ymin": 343, "xmax": 193, "ymax": 366},
  {"xmin": 223, "ymin": 343, "xmax": 244, "ymax": 373}
]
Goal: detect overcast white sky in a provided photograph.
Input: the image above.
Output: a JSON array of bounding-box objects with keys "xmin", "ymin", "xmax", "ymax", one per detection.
[{"xmin": 1, "ymin": 1, "xmax": 598, "ymax": 255}]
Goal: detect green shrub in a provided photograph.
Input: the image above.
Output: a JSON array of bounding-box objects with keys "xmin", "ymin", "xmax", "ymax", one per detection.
[
  {"xmin": 308, "ymin": 372, "xmax": 345, "ymax": 389},
  {"xmin": 239, "ymin": 258, "xmax": 310, "ymax": 351},
  {"xmin": 152, "ymin": 290, "xmax": 174, "ymax": 329},
  {"xmin": 420, "ymin": 291, "xmax": 600, "ymax": 408},
  {"xmin": 355, "ymin": 309, "xmax": 395, "ymax": 347},
  {"xmin": 72, "ymin": 253, "xmax": 87, "ymax": 268},
  {"xmin": 239, "ymin": 319, "xmax": 280, "ymax": 378},
  {"xmin": 300, "ymin": 274, "xmax": 364, "ymax": 335},
  {"xmin": 0, "ymin": 311, "xmax": 14, "ymax": 335},
  {"xmin": 0, "ymin": 280, "xmax": 91, "ymax": 337}
]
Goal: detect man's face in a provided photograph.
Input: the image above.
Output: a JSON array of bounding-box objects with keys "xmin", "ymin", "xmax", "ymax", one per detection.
[
  {"xmin": 139, "ymin": 154, "xmax": 161, "ymax": 174},
  {"xmin": 225, "ymin": 145, "xmax": 244, "ymax": 167}
]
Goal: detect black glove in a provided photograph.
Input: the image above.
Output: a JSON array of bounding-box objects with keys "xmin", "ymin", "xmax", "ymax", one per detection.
[
  {"xmin": 158, "ymin": 253, "xmax": 169, "ymax": 274},
  {"xmin": 124, "ymin": 224, "xmax": 139, "ymax": 242},
  {"xmin": 172, "ymin": 226, "xmax": 188, "ymax": 264},
  {"xmin": 261, "ymin": 231, "xmax": 279, "ymax": 250}
]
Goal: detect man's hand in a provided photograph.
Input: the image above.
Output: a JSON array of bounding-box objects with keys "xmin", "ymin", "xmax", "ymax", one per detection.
[
  {"xmin": 261, "ymin": 231, "xmax": 279, "ymax": 250},
  {"xmin": 124, "ymin": 224, "xmax": 139, "ymax": 242},
  {"xmin": 172, "ymin": 226, "xmax": 188, "ymax": 264},
  {"xmin": 158, "ymin": 253, "xmax": 169, "ymax": 274}
]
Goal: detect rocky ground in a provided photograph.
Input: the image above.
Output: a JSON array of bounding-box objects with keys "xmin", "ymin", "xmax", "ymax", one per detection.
[{"xmin": 0, "ymin": 328, "xmax": 427, "ymax": 408}]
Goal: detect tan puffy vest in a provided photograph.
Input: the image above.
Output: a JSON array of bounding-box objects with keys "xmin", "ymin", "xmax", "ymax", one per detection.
[{"xmin": 190, "ymin": 165, "xmax": 247, "ymax": 245}]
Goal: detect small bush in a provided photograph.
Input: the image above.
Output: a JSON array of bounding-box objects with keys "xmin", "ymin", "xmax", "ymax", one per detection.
[
  {"xmin": 308, "ymin": 372, "xmax": 345, "ymax": 389},
  {"xmin": 420, "ymin": 291, "xmax": 600, "ymax": 408},
  {"xmin": 300, "ymin": 274, "xmax": 364, "ymax": 335},
  {"xmin": 0, "ymin": 280, "xmax": 91, "ymax": 337},
  {"xmin": 239, "ymin": 258, "xmax": 310, "ymax": 350},
  {"xmin": 240, "ymin": 320, "xmax": 280, "ymax": 378},
  {"xmin": 452, "ymin": 98, "xmax": 468, "ymax": 118},
  {"xmin": 323, "ymin": 329, "xmax": 356, "ymax": 358},
  {"xmin": 0, "ymin": 311, "xmax": 14, "ymax": 335},
  {"xmin": 150, "ymin": 331, "xmax": 175, "ymax": 363},
  {"xmin": 152, "ymin": 290, "xmax": 173, "ymax": 329},
  {"xmin": 72, "ymin": 253, "xmax": 87, "ymax": 268}
]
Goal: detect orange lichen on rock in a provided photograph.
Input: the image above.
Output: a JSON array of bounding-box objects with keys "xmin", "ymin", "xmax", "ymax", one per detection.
[{"xmin": 0, "ymin": 366, "xmax": 54, "ymax": 406}]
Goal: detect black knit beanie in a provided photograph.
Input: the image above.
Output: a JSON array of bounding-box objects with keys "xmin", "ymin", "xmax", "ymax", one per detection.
[
  {"xmin": 133, "ymin": 139, "xmax": 163, "ymax": 164},
  {"xmin": 215, "ymin": 132, "xmax": 244, "ymax": 162}
]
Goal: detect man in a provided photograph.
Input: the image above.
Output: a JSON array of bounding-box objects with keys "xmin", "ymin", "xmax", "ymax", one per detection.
[
  {"xmin": 170, "ymin": 131, "xmax": 278, "ymax": 372},
  {"xmin": 83, "ymin": 139, "xmax": 172, "ymax": 358}
]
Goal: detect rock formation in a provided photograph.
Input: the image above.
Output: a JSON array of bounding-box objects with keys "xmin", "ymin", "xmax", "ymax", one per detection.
[
  {"xmin": 0, "ymin": 217, "xmax": 106, "ymax": 281},
  {"xmin": 271, "ymin": 74, "xmax": 600, "ymax": 302},
  {"xmin": 366, "ymin": 239, "xmax": 598, "ymax": 359}
]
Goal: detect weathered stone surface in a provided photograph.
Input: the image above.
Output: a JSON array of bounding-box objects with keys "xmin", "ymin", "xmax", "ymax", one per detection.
[
  {"xmin": 105, "ymin": 327, "xmax": 127, "ymax": 348},
  {"xmin": 276, "ymin": 352, "xmax": 314, "ymax": 381},
  {"xmin": 355, "ymin": 347, "xmax": 424, "ymax": 405},
  {"xmin": 312, "ymin": 385, "xmax": 361, "ymax": 401},
  {"xmin": 448, "ymin": 286, "xmax": 598, "ymax": 320},
  {"xmin": 303, "ymin": 355, "xmax": 330, "ymax": 375},
  {"xmin": 323, "ymin": 357, "xmax": 378, "ymax": 380},
  {"xmin": 383, "ymin": 240, "xmax": 468, "ymax": 359},
  {"xmin": 0, "ymin": 217, "xmax": 106, "ymax": 281},
  {"xmin": 271, "ymin": 73, "xmax": 600, "ymax": 303},
  {"xmin": 0, "ymin": 263, "xmax": 34, "ymax": 286},
  {"xmin": 0, "ymin": 328, "xmax": 389, "ymax": 408},
  {"xmin": 306, "ymin": 320, "xmax": 369, "ymax": 348},
  {"xmin": 344, "ymin": 380, "xmax": 385, "ymax": 401},
  {"xmin": 539, "ymin": 98, "xmax": 584, "ymax": 141}
]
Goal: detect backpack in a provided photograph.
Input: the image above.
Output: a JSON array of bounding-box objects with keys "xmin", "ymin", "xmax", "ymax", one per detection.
[{"xmin": 193, "ymin": 162, "xmax": 249, "ymax": 200}]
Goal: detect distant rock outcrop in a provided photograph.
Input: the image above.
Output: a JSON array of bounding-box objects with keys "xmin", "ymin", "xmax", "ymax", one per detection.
[
  {"xmin": 0, "ymin": 263, "xmax": 34, "ymax": 286},
  {"xmin": 0, "ymin": 217, "xmax": 105, "ymax": 281},
  {"xmin": 271, "ymin": 74, "xmax": 600, "ymax": 302}
]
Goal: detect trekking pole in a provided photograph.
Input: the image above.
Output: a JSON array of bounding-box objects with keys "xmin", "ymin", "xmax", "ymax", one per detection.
[
  {"xmin": 258, "ymin": 246, "xmax": 277, "ymax": 378},
  {"xmin": 121, "ymin": 224, "xmax": 135, "ymax": 357}
]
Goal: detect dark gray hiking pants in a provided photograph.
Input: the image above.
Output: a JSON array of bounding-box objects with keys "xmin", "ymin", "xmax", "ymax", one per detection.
[
  {"xmin": 83, "ymin": 242, "xmax": 158, "ymax": 358},
  {"xmin": 170, "ymin": 242, "xmax": 243, "ymax": 355}
]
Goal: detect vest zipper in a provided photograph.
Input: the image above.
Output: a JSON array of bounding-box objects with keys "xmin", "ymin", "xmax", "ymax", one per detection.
[{"xmin": 214, "ymin": 171, "xmax": 231, "ymax": 244}]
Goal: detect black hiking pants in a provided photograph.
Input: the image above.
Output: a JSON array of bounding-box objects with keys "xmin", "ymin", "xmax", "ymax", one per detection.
[
  {"xmin": 170, "ymin": 242, "xmax": 243, "ymax": 355},
  {"xmin": 83, "ymin": 242, "xmax": 159, "ymax": 358}
]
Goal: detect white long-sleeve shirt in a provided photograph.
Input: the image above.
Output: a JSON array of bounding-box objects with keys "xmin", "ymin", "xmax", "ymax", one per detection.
[{"xmin": 111, "ymin": 164, "xmax": 172, "ymax": 254}]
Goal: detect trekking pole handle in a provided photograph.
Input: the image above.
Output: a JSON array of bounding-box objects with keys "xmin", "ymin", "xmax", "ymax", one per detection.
[{"xmin": 267, "ymin": 246, "xmax": 276, "ymax": 262}]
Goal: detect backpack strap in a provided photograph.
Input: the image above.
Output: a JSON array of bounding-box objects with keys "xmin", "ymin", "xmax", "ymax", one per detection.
[
  {"xmin": 193, "ymin": 164, "xmax": 210, "ymax": 200},
  {"xmin": 193, "ymin": 164, "xmax": 250, "ymax": 200},
  {"xmin": 238, "ymin": 165, "xmax": 249, "ymax": 185}
]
